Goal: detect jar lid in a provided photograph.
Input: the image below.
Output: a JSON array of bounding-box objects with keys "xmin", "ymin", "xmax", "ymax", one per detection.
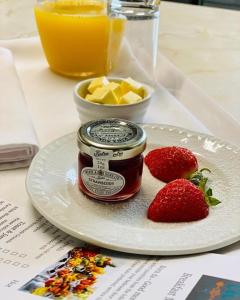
[{"xmin": 77, "ymin": 119, "xmax": 146, "ymax": 159}]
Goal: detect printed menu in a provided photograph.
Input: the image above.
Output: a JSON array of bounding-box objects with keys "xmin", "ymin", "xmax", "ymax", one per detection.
[{"xmin": 1, "ymin": 198, "xmax": 240, "ymax": 300}]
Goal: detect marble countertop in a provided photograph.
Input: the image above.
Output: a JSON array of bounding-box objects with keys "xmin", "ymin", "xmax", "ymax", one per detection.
[
  {"xmin": 1, "ymin": 0, "xmax": 240, "ymax": 123},
  {"xmin": 160, "ymin": 1, "xmax": 240, "ymax": 122}
]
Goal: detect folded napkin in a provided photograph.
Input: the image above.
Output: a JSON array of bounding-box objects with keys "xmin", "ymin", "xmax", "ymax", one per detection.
[{"xmin": 0, "ymin": 47, "xmax": 39, "ymax": 170}]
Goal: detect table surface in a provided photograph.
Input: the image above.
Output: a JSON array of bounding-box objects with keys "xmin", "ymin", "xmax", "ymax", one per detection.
[
  {"xmin": 160, "ymin": 1, "xmax": 240, "ymax": 122},
  {"xmin": 1, "ymin": 0, "xmax": 240, "ymax": 271},
  {"xmin": 1, "ymin": 1, "xmax": 240, "ymax": 122}
]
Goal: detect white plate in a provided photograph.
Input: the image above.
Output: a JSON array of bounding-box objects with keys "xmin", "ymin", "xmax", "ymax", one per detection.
[{"xmin": 26, "ymin": 124, "xmax": 240, "ymax": 255}]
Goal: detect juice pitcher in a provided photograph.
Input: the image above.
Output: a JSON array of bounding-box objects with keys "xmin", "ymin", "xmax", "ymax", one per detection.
[{"xmin": 34, "ymin": 0, "xmax": 160, "ymax": 79}]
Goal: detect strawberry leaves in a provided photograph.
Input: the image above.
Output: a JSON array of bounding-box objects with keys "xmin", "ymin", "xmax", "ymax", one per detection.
[
  {"xmin": 189, "ymin": 168, "xmax": 221, "ymax": 207},
  {"xmin": 205, "ymin": 188, "xmax": 221, "ymax": 206}
]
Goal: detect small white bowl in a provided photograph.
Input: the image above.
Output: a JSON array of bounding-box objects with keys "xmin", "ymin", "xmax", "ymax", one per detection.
[{"xmin": 73, "ymin": 77, "xmax": 154, "ymax": 124}]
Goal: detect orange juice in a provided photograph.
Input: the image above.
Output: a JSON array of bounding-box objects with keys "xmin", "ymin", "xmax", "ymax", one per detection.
[{"xmin": 34, "ymin": 0, "xmax": 125, "ymax": 78}]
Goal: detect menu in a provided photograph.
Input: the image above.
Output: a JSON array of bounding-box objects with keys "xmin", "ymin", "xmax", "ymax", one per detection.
[{"xmin": 1, "ymin": 198, "xmax": 240, "ymax": 300}]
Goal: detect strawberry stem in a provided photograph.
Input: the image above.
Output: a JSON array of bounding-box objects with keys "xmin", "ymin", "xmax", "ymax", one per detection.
[{"xmin": 189, "ymin": 169, "xmax": 221, "ymax": 207}]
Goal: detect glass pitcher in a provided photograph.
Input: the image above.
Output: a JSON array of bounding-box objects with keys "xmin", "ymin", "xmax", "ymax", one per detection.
[{"xmin": 34, "ymin": 0, "xmax": 160, "ymax": 79}]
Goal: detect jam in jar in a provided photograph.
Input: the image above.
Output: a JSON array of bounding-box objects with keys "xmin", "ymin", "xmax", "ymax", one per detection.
[{"xmin": 77, "ymin": 118, "xmax": 146, "ymax": 201}]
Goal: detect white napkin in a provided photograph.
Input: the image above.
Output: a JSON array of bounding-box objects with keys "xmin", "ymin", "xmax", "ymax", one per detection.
[{"xmin": 0, "ymin": 47, "xmax": 39, "ymax": 170}]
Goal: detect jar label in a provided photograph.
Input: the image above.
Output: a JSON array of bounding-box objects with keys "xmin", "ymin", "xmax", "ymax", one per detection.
[
  {"xmin": 81, "ymin": 147, "xmax": 125, "ymax": 196},
  {"xmin": 81, "ymin": 168, "xmax": 125, "ymax": 196}
]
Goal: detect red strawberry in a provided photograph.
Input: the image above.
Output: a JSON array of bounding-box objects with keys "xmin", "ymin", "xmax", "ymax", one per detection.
[
  {"xmin": 148, "ymin": 179, "xmax": 209, "ymax": 222},
  {"xmin": 145, "ymin": 146, "xmax": 198, "ymax": 182}
]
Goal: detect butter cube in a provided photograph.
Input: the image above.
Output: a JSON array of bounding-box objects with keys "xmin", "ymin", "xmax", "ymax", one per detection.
[
  {"xmin": 120, "ymin": 77, "xmax": 145, "ymax": 98},
  {"xmin": 85, "ymin": 93, "xmax": 101, "ymax": 103},
  {"xmin": 87, "ymin": 76, "xmax": 109, "ymax": 94},
  {"xmin": 107, "ymin": 82, "xmax": 122, "ymax": 99},
  {"xmin": 86, "ymin": 86, "xmax": 118, "ymax": 104},
  {"xmin": 119, "ymin": 91, "xmax": 142, "ymax": 105}
]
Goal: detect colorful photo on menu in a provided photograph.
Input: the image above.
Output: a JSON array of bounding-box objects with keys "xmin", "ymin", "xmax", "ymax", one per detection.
[
  {"xmin": 186, "ymin": 274, "xmax": 240, "ymax": 300},
  {"xmin": 19, "ymin": 246, "xmax": 115, "ymax": 299}
]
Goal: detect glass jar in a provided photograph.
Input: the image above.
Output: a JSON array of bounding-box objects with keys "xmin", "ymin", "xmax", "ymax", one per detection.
[{"xmin": 77, "ymin": 118, "xmax": 146, "ymax": 201}]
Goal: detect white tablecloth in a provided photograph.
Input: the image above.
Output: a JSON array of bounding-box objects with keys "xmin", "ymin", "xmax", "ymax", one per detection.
[{"xmin": 0, "ymin": 37, "xmax": 240, "ymax": 257}]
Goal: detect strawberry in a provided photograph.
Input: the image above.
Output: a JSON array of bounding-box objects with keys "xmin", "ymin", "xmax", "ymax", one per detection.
[
  {"xmin": 145, "ymin": 146, "xmax": 198, "ymax": 183},
  {"xmin": 148, "ymin": 170, "xmax": 220, "ymax": 222}
]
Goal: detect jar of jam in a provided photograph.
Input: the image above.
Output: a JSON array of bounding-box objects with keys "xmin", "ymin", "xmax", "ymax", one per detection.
[{"xmin": 77, "ymin": 118, "xmax": 146, "ymax": 201}]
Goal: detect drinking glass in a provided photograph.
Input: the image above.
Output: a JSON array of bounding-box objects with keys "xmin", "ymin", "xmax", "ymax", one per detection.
[
  {"xmin": 111, "ymin": 0, "xmax": 160, "ymax": 82},
  {"xmin": 34, "ymin": 0, "xmax": 125, "ymax": 78}
]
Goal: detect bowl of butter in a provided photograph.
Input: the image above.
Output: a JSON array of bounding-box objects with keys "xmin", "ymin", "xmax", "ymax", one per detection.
[{"xmin": 74, "ymin": 76, "xmax": 154, "ymax": 123}]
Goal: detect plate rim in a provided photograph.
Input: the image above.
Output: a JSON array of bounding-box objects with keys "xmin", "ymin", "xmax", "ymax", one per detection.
[{"xmin": 26, "ymin": 123, "xmax": 240, "ymax": 256}]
